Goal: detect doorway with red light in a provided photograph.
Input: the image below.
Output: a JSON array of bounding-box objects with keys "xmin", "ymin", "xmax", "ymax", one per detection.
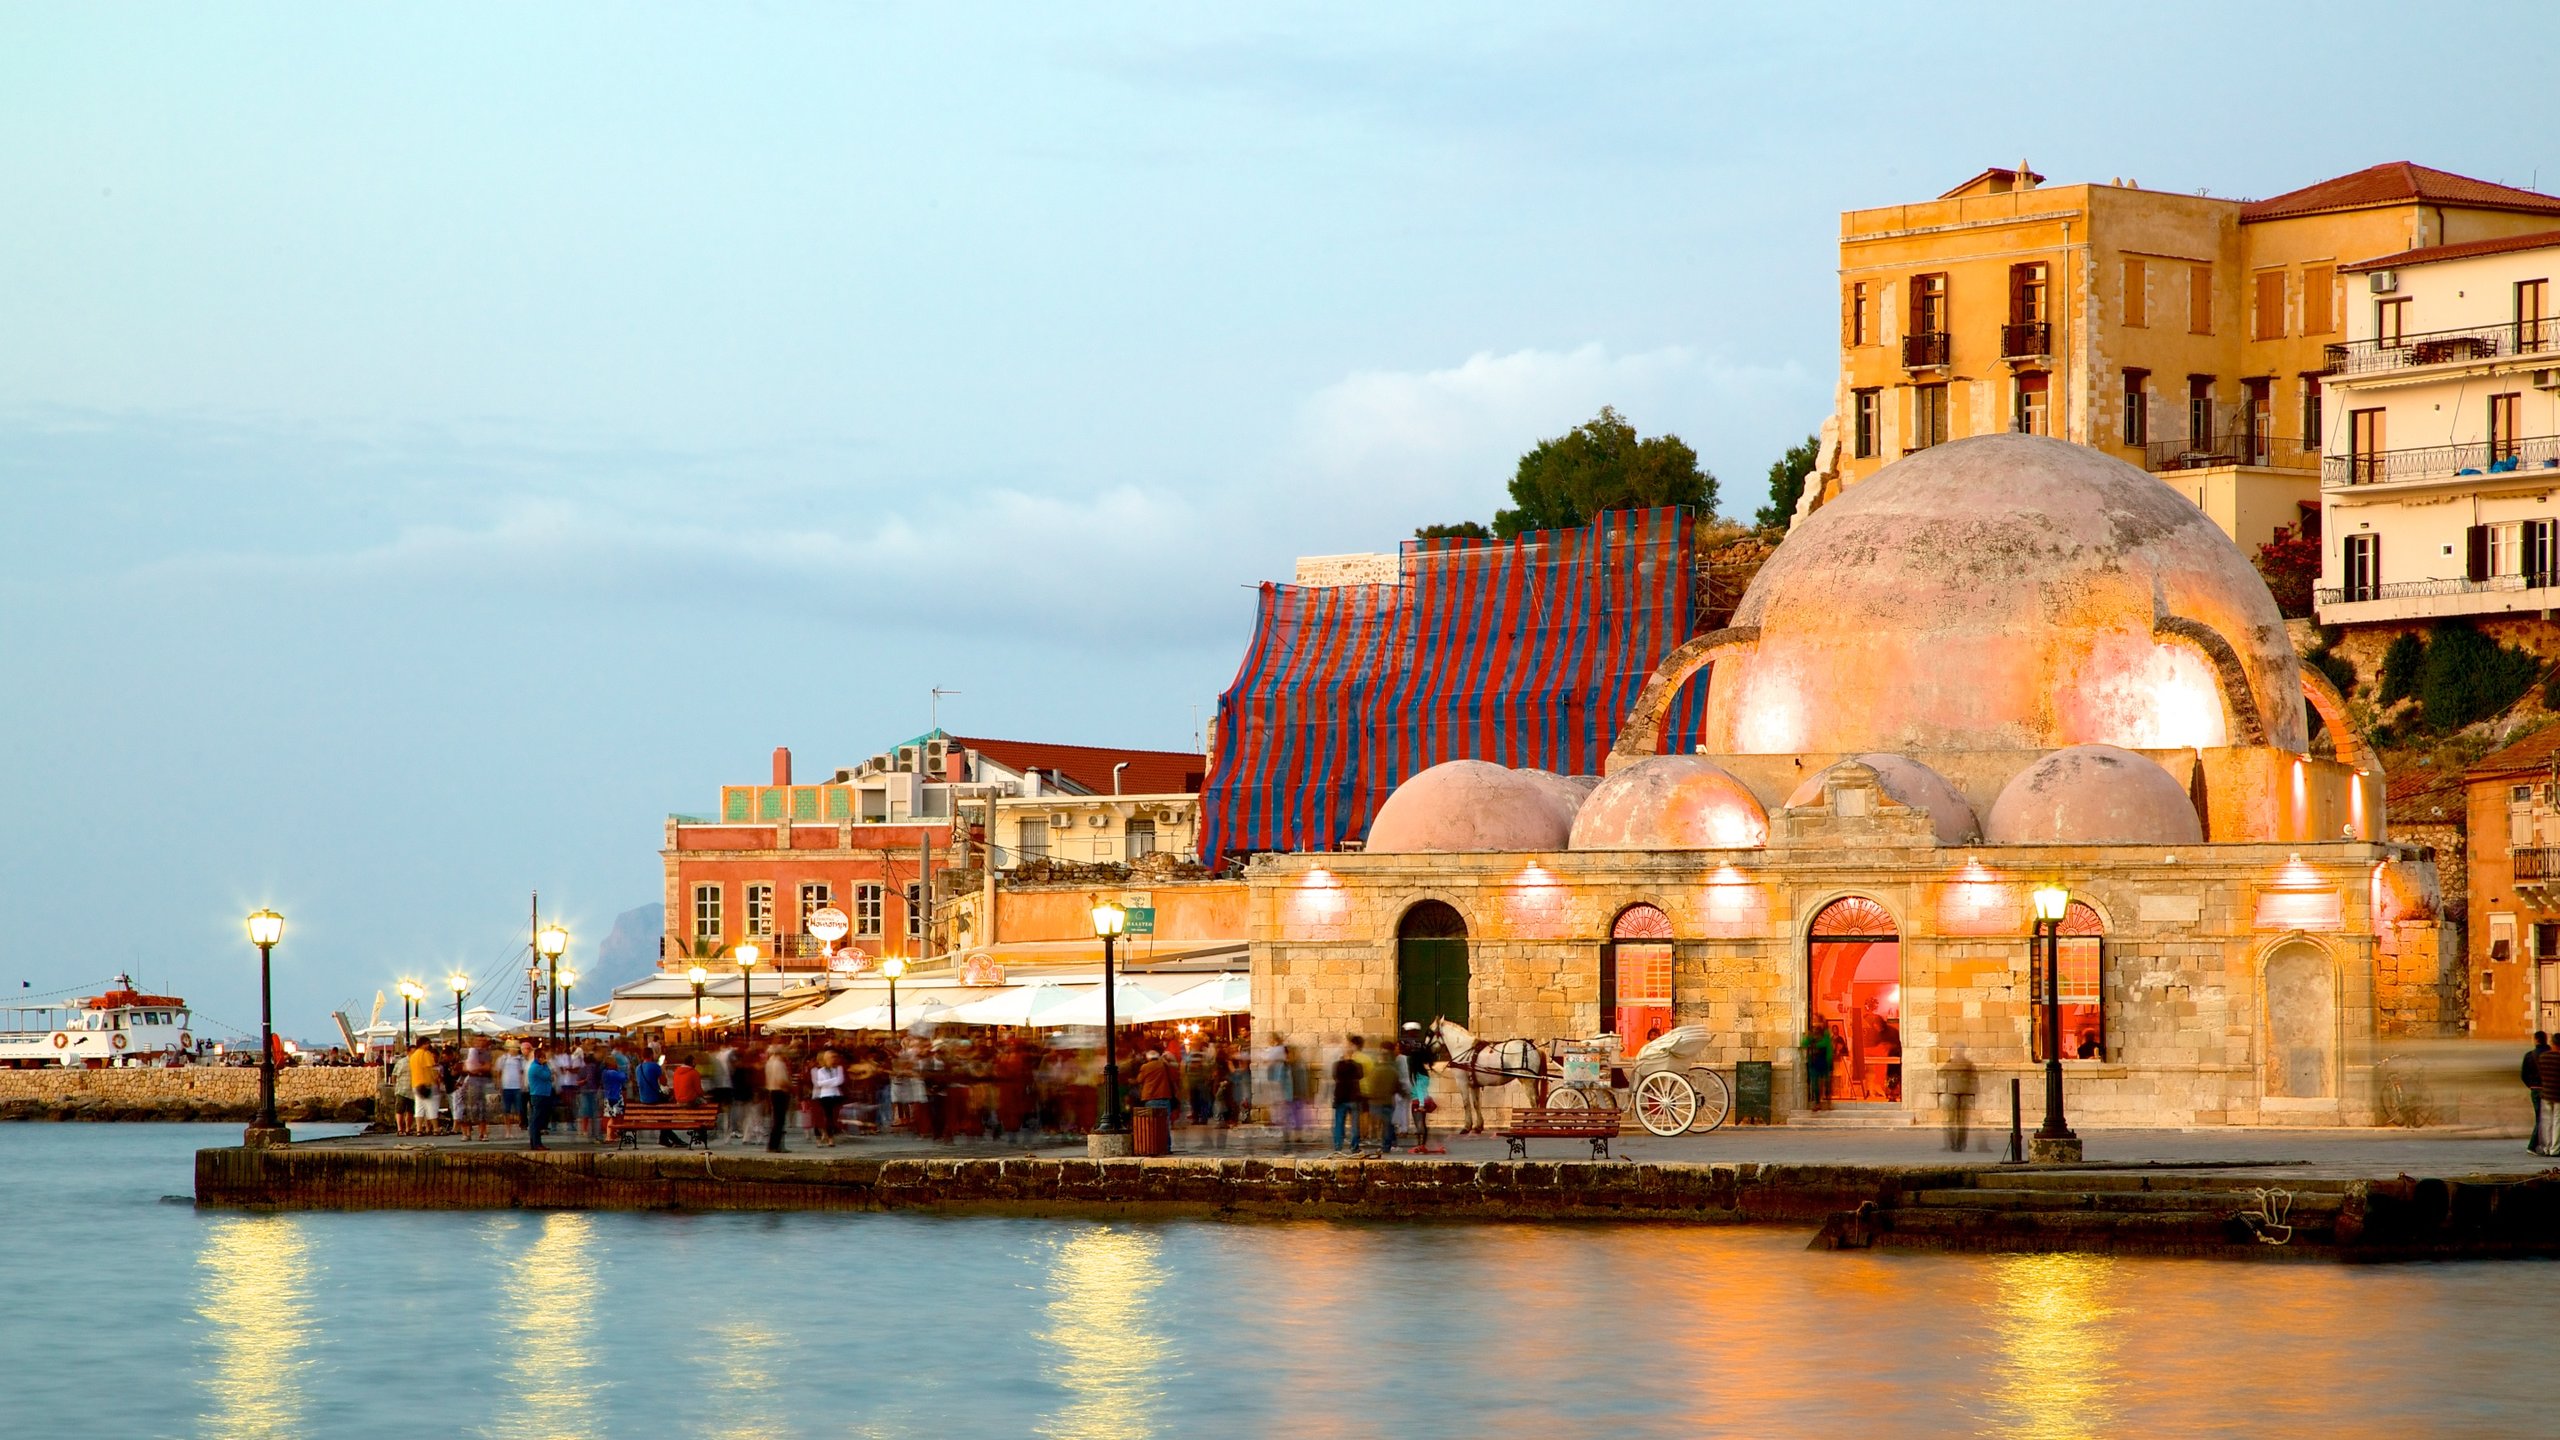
[{"xmin": 1809, "ymin": 896, "xmax": 1901, "ymax": 1103}]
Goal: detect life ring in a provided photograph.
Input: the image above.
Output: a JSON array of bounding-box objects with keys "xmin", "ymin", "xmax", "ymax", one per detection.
[
  {"xmin": 50, "ymin": 1032, "xmax": 67, "ymax": 1050},
  {"xmin": 180, "ymin": 1031, "xmax": 193, "ymax": 1049},
  {"xmin": 111, "ymin": 1033, "xmax": 128, "ymax": 1051}
]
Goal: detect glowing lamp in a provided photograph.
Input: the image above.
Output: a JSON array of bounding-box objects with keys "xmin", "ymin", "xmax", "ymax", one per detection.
[
  {"xmin": 687, "ymin": 965, "xmax": 709, "ymax": 986},
  {"xmin": 535, "ymin": 923, "xmax": 569, "ymax": 960},
  {"xmin": 246, "ymin": 909, "xmax": 285, "ymax": 947},
  {"xmin": 558, "ymin": 967, "xmax": 576, "ymax": 992},
  {"xmin": 2031, "ymin": 885, "xmax": 2070, "ymax": 924},
  {"xmin": 880, "ymin": 956, "xmax": 909, "ymax": 981},
  {"xmin": 735, "ymin": 942, "xmax": 760, "ymax": 970},
  {"xmin": 446, "ymin": 972, "xmax": 470, "ymax": 995},
  {"xmin": 1091, "ymin": 900, "xmax": 1127, "ymax": 939}
]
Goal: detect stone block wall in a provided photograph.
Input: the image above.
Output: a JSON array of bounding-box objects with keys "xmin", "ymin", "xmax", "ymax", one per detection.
[{"xmin": 0, "ymin": 1066, "xmax": 381, "ymax": 1121}]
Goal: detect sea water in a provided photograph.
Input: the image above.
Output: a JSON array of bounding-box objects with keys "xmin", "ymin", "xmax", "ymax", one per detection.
[{"xmin": 2, "ymin": 1123, "xmax": 2550, "ymax": 1439}]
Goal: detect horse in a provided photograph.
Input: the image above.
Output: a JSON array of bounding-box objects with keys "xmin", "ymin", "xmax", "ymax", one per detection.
[{"xmin": 1429, "ymin": 1019, "xmax": 1547, "ymax": 1135}]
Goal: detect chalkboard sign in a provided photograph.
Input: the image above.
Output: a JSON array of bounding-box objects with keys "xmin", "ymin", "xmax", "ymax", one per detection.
[{"xmin": 1734, "ymin": 1060, "xmax": 1774, "ymax": 1124}]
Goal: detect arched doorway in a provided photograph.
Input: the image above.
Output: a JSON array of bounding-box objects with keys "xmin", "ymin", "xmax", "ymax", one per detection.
[
  {"xmin": 2264, "ymin": 942, "xmax": 2335, "ymax": 1099},
  {"xmin": 1809, "ymin": 896, "xmax": 1901, "ymax": 1103},
  {"xmin": 1603, "ymin": 904, "xmax": 1676, "ymax": 1049},
  {"xmin": 2032, "ymin": 902, "xmax": 2109, "ymax": 1062},
  {"xmin": 1397, "ymin": 901, "xmax": 1470, "ymax": 1029}
]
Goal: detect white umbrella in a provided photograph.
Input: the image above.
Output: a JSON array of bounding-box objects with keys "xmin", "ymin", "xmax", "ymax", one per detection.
[
  {"xmin": 772, "ymin": 995, "xmax": 954, "ymax": 1032},
  {"xmin": 1041, "ymin": 979, "xmax": 1169, "ymax": 1029},
  {"xmin": 1132, "ymin": 974, "xmax": 1250, "ymax": 1023},
  {"xmin": 941, "ymin": 982, "xmax": 1081, "ymax": 1028}
]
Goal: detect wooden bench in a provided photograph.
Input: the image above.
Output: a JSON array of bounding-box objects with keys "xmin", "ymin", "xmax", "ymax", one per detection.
[
  {"xmin": 605, "ymin": 1102, "xmax": 721, "ymax": 1149},
  {"xmin": 1497, "ymin": 1106, "xmax": 1623, "ymax": 1160}
]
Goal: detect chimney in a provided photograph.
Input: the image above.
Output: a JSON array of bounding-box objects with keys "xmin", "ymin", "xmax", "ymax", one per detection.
[
  {"xmin": 772, "ymin": 746, "xmax": 792, "ymax": 787},
  {"xmin": 2018, "ymin": 158, "xmax": 2036, "ymax": 191}
]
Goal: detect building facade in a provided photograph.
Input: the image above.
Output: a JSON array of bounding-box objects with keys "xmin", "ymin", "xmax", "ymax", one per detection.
[
  {"xmin": 2315, "ymin": 231, "xmax": 2560, "ymax": 626},
  {"xmin": 1822, "ymin": 162, "xmax": 2560, "ymax": 554},
  {"xmin": 2465, "ymin": 726, "xmax": 2560, "ymax": 1038}
]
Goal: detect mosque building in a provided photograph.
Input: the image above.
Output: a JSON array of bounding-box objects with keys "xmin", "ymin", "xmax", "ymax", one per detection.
[{"xmin": 1239, "ymin": 434, "xmax": 2452, "ymax": 1128}]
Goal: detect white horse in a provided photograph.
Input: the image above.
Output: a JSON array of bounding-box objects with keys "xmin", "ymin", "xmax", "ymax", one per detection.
[{"xmin": 1429, "ymin": 1019, "xmax": 1547, "ymax": 1135}]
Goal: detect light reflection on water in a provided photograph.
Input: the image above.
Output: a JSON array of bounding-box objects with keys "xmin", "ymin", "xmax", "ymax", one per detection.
[{"xmin": 4, "ymin": 1126, "xmax": 2557, "ymax": 1439}]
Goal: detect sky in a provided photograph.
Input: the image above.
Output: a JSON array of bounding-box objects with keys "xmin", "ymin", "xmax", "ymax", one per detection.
[{"xmin": 5, "ymin": 2, "xmax": 2556, "ymax": 1036}]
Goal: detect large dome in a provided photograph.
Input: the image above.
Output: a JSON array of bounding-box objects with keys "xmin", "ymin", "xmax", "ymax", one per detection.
[
  {"xmin": 1702, "ymin": 435, "xmax": 2305, "ymax": 756},
  {"xmin": 1983, "ymin": 744, "xmax": 2203, "ymax": 845},
  {"xmin": 1570, "ymin": 755, "xmax": 1769, "ymax": 850},
  {"xmin": 1365, "ymin": 760, "xmax": 1582, "ymax": 852}
]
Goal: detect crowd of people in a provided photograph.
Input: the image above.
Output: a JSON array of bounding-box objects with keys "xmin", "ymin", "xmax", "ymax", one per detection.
[{"xmin": 382, "ymin": 1022, "xmax": 1457, "ymax": 1156}]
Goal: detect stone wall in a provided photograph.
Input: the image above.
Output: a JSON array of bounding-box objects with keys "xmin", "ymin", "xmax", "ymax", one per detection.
[
  {"xmin": 0, "ymin": 1066, "xmax": 380, "ymax": 1121},
  {"xmin": 197, "ymin": 1144, "xmax": 1961, "ymax": 1221}
]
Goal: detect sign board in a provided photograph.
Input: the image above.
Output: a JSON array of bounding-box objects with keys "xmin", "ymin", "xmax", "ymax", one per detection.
[
  {"xmin": 1123, "ymin": 907, "xmax": 1156, "ymax": 936},
  {"xmin": 962, "ymin": 952, "xmax": 1006, "ymax": 986},
  {"xmin": 807, "ymin": 907, "xmax": 850, "ymax": 944},
  {"xmin": 1734, "ymin": 1060, "xmax": 1774, "ymax": 1124}
]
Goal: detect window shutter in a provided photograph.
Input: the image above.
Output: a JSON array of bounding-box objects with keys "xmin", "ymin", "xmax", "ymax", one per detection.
[
  {"xmin": 2468, "ymin": 525, "xmax": 2491, "ymax": 582},
  {"xmin": 1909, "ymin": 277, "xmax": 1926, "ymax": 338},
  {"xmin": 2122, "ymin": 257, "xmax": 2147, "ymax": 327},
  {"xmin": 2008, "ymin": 264, "xmax": 2028, "ymax": 325}
]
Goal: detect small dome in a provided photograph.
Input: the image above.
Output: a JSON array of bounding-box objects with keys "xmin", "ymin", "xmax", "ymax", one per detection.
[
  {"xmin": 1984, "ymin": 744, "xmax": 2202, "ymax": 845},
  {"xmin": 1366, "ymin": 760, "xmax": 1578, "ymax": 852},
  {"xmin": 1784, "ymin": 754, "xmax": 1980, "ymax": 845},
  {"xmin": 1570, "ymin": 755, "xmax": 1770, "ymax": 850}
]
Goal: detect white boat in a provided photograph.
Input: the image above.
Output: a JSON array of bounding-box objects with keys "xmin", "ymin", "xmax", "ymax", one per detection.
[{"xmin": 0, "ymin": 976, "xmax": 204, "ymax": 1068}]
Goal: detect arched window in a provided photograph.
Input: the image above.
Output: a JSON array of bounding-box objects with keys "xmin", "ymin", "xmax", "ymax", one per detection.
[
  {"xmin": 1603, "ymin": 904, "xmax": 1676, "ymax": 1047},
  {"xmin": 1396, "ymin": 901, "xmax": 1469, "ymax": 1027},
  {"xmin": 1808, "ymin": 896, "xmax": 1901, "ymax": 1103},
  {"xmin": 2033, "ymin": 902, "xmax": 2108, "ymax": 1062}
]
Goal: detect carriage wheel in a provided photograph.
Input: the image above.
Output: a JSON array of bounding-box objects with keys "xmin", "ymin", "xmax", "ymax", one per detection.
[
  {"xmin": 1548, "ymin": 1085, "xmax": 1591, "ymax": 1110},
  {"xmin": 1685, "ymin": 1068, "xmax": 1732, "ymax": 1134},
  {"xmin": 1632, "ymin": 1071, "xmax": 1697, "ymax": 1137}
]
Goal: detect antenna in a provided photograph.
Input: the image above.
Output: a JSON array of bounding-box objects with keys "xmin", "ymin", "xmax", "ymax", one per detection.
[{"xmin": 931, "ymin": 685, "xmax": 961, "ymax": 732}]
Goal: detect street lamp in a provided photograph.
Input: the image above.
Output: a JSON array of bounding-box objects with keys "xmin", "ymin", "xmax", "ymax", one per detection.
[
  {"xmin": 736, "ymin": 942, "xmax": 761, "ymax": 1039},
  {"xmin": 2030, "ymin": 884, "xmax": 2079, "ymax": 1161},
  {"xmin": 881, "ymin": 955, "xmax": 908, "ymax": 1033},
  {"xmin": 535, "ymin": 922, "xmax": 569, "ymax": 1053},
  {"xmin": 688, "ymin": 965, "xmax": 709, "ymax": 1029},
  {"xmin": 1092, "ymin": 897, "xmax": 1128, "ymax": 1134},
  {"xmin": 398, "ymin": 978, "xmax": 424, "ymax": 1048},
  {"xmin": 558, "ymin": 967, "xmax": 577, "ymax": 1043},
  {"xmin": 244, "ymin": 909, "xmax": 288, "ymax": 1145},
  {"xmin": 447, "ymin": 971, "xmax": 470, "ymax": 1048}
]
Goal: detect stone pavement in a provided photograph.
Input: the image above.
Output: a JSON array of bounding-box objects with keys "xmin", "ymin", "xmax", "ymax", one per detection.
[{"xmin": 312, "ymin": 1114, "xmax": 2559, "ymax": 1181}]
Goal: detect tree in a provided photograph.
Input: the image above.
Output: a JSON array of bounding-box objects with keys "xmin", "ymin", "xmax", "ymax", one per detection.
[
  {"xmin": 2254, "ymin": 526, "xmax": 2321, "ymax": 620},
  {"xmin": 1491, "ymin": 406, "xmax": 1717, "ymax": 538},
  {"xmin": 1412, "ymin": 521, "xmax": 1491, "ymax": 542},
  {"xmin": 2377, "ymin": 632, "xmax": 2426, "ymax": 707},
  {"xmin": 2418, "ymin": 620, "xmax": 2541, "ymax": 732},
  {"xmin": 1755, "ymin": 433, "xmax": 1819, "ymax": 530}
]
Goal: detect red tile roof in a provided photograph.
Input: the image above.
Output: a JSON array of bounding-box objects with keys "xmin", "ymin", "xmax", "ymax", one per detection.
[
  {"xmin": 2243, "ymin": 162, "xmax": 2560, "ymax": 223},
  {"xmin": 2342, "ymin": 228, "xmax": 2560, "ymax": 274},
  {"xmin": 2469, "ymin": 723, "xmax": 2560, "ymax": 780},
  {"xmin": 954, "ymin": 736, "xmax": 1205, "ymax": 796},
  {"xmin": 1937, "ymin": 165, "xmax": 2045, "ymax": 200},
  {"xmin": 2385, "ymin": 765, "xmax": 2464, "ymax": 823}
]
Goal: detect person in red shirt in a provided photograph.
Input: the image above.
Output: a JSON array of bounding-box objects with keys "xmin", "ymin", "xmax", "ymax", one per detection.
[{"xmin": 668, "ymin": 1053, "xmax": 705, "ymax": 1106}]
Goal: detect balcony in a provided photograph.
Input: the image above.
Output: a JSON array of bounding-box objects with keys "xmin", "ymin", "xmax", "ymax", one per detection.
[
  {"xmin": 2315, "ymin": 572, "xmax": 2559, "ymax": 609},
  {"xmin": 2143, "ymin": 430, "xmax": 2318, "ymax": 474},
  {"xmin": 2000, "ymin": 321, "xmax": 2051, "ymax": 359},
  {"xmin": 2322, "ymin": 433, "xmax": 2560, "ymax": 488},
  {"xmin": 2322, "ymin": 316, "xmax": 2560, "ymax": 377},
  {"xmin": 1902, "ymin": 331, "xmax": 1951, "ymax": 368},
  {"xmin": 2518, "ymin": 848, "xmax": 2560, "ymax": 882}
]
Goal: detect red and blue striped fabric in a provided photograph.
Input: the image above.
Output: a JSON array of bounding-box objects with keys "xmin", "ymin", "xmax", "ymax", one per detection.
[{"xmin": 1197, "ymin": 507, "xmax": 1713, "ymax": 865}]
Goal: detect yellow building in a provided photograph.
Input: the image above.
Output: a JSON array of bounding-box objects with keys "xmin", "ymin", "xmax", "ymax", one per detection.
[{"xmin": 1817, "ymin": 162, "xmax": 2560, "ymax": 550}]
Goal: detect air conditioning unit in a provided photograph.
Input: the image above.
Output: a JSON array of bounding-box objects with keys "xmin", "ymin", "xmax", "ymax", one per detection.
[
  {"xmin": 2368, "ymin": 270, "xmax": 2399, "ymax": 294},
  {"xmin": 924, "ymin": 739, "xmax": 950, "ymax": 766},
  {"xmin": 1088, "ymin": 813, "xmax": 1108, "ymax": 828},
  {"xmin": 896, "ymin": 745, "xmax": 922, "ymax": 772},
  {"xmin": 2533, "ymin": 368, "xmax": 2560, "ymax": 392},
  {"xmin": 863, "ymin": 754, "xmax": 893, "ymax": 776},
  {"xmin": 1049, "ymin": 811, "xmax": 1074, "ymax": 829}
]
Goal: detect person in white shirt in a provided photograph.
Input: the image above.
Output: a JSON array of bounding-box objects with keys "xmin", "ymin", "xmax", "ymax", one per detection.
[
  {"xmin": 809, "ymin": 1051, "xmax": 847, "ymax": 1147},
  {"xmin": 498, "ymin": 1042, "xmax": 528, "ymax": 1134}
]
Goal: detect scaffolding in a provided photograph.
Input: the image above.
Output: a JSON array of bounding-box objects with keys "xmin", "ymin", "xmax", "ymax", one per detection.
[{"xmin": 1197, "ymin": 507, "xmax": 1713, "ymax": 864}]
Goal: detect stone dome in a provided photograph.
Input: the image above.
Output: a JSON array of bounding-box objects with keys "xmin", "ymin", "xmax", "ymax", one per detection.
[
  {"xmin": 1365, "ymin": 760, "xmax": 1581, "ymax": 852},
  {"xmin": 1569, "ymin": 755, "xmax": 1769, "ymax": 850},
  {"xmin": 1784, "ymin": 753, "xmax": 1980, "ymax": 845},
  {"xmin": 1984, "ymin": 744, "xmax": 2203, "ymax": 845},
  {"xmin": 1704, "ymin": 434, "xmax": 2305, "ymax": 756}
]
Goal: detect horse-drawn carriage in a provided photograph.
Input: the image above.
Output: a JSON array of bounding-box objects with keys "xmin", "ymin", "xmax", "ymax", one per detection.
[{"xmin": 1435, "ymin": 1021, "xmax": 1731, "ymax": 1137}]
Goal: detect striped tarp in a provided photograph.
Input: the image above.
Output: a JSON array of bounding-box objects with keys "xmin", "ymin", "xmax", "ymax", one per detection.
[{"xmin": 1196, "ymin": 507, "xmax": 1713, "ymax": 865}]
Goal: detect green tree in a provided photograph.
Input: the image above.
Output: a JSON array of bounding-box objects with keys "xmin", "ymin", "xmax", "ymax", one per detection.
[
  {"xmin": 1491, "ymin": 406, "xmax": 1717, "ymax": 538},
  {"xmin": 2418, "ymin": 620, "xmax": 2541, "ymax": 731},
  {"xmin": 1755, "ymin": 433, "xmax": 1819, "ymax": 530},
  {"xmin": 1412, "ymin": 521, "xmax": 1491, "ymax": 542},
  {"xmin": 2377, "ymin": 632, "xmax": 2426, "ymax": 707}
]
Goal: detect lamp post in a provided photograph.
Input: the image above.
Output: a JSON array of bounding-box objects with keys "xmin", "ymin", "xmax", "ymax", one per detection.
[
  {"xmin": 1092, "ymin": 897, "xmax": 1128, "ymax": 1136},
  {"xmin": 2029, "ymin": 885, "xmax": 2081, "ymax": 1163},
  {"xmin": 244, "ymin": 909, "xmax": 288, "ymax": 1146},
  {"xmin": 558, "ymin": 967, "xmax": 577, "ymax": 1044},
  {"xmin": 398, "ymin": 978, "xmax": 423, "ymax": 1049},
  {"xmin": 881, "ymin": 956, "xmax": 907, "ymax": 1033},
  {"xmin": 688, "ymin": 965, "xmax": 709, "ymax": 1030},
  {"xmin": 448, "ymin": 972, "xmax": 470, "ymax": 1048},
  {"xmin": 737, "ymin": 942, "xmax": 760, "ymax": 1039},
  {"xmin": 535, "ymin": 923, "xmax": 569, "ymax": 1054}
]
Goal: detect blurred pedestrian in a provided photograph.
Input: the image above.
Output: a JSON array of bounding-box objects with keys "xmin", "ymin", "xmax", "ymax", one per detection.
[
  {"xmin": 764, "ymin": 1043, "xmax": 795, "ymax": 1153},
  {"xmin": 1799, "ymin": 1025, "xmax": 1834, "ymax": 1113},
  {"xmin": 525, "ymin": 1048, "xmax": 556, "ymax": 1150},
  {"xmin": 1330, "ymin": 1036, "xmax": 1365, "ymax": 1155},
  {"xmin": 459, "ymin": 1037, "xmax": 493, "ymax": 1142},
  {"xmin": 1940, "ymin": 1045, "xmax": 1978, "ymax": 1152},
  {"xmin": 406, "ymin": 1038, "xmax": 440, "ymax": 1136},
  {"xmin": 2536, "ymin": 1038, "xmax": 2560, "ymax": 1158},
  {"xmin": 2527, "ymin": 1032, "xmax": 2551, "ymax": 1154},
  {"xmin": 810, "ymin": 1049, "xmax": 847, "ymax": 1147},
  {"xmin": 498, "ymin": 1040, "xmax": 526, "ymax": 1136},
  {"xmin": 1361, "ymin": 1034, "xmax": 1403, "ymax": 1156}
]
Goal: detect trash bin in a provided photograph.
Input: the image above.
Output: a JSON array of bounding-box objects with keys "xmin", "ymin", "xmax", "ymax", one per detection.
[
  {"xmin": 1734, "ymin": 1060, "xmax": 1774, "ymax": 1125},
  {"xmin": 1132, "ymin": 1105, "xmax": 1172, "ymax": 1156}
]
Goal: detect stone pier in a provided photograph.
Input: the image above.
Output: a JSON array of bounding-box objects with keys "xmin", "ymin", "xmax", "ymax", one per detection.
[{"xmin": 0, "ymin": 1066, "xmax": 380, "ymax": 1122}]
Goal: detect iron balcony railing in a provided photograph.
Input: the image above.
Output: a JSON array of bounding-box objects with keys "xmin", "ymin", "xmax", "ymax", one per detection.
[
  {"xmin": 2315, "ymin": 572, "xmax": 2560, "ymax": 607},
  {"xmin": 2517, "ymin": 848, "xmax": 2560, "ymax": 882},
  {"xmin": 2146, "ymin": 430, "xmax": 2319, "ymax": 474},
  {"xmin": 2000, "ymin": 321, "xmax": 2051, "ymax": 359},
  {"xmin": 2323, "ymin": 316, "xmax": 2560, "ymax": 376},
  {"xmin": 2323, "ymin": 433, "xmax": 2560, "ymax": 487},
  {"xmin": 1902, "ymin": 331, "xmax": 1951, "ymax": 368}
]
